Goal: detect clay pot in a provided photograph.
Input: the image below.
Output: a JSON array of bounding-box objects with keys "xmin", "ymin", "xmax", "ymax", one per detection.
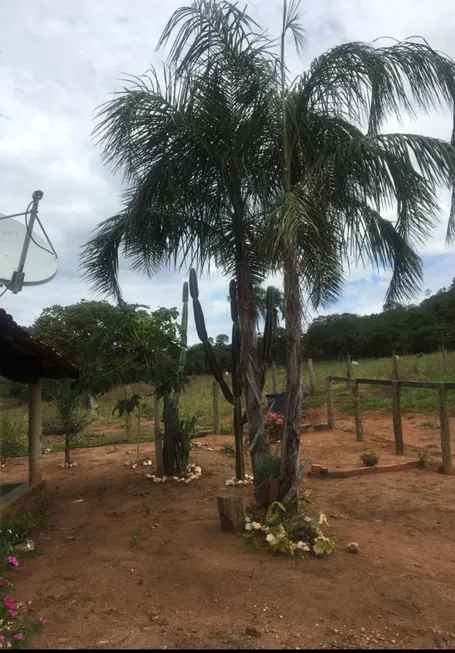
[{"xmin": 255, "ymin": 477, "xmax": 279, "ymax": 504}]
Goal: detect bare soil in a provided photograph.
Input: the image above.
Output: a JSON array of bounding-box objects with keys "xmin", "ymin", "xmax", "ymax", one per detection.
[{"xmin": 3, "ymin": 407, "xmax": 455, "ymax": 649}]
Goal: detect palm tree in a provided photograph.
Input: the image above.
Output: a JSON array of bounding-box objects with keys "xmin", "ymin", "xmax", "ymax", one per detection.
[
  {"xmin": 80, "ymin": 1, "xmax": 295, "ymax": 473},
  {"xmin": 253, "ymin": 0, "xmax": 455, "ymax": 506},
  {"xmin": 81, "ymin": 0, "xmax": 455, "ymax": 505}
]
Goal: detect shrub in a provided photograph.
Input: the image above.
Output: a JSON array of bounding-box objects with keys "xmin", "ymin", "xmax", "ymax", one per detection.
[
  {"xmin": 416, "ymin": 450, "xmax": 429, "ymax": 468},
  {"xmin": 360, "ymin": 451, "xmax": 379, "ymax": 467},
  {"xmin": 265, "ymin": 412, "xmax": 284, "ymax": 443},
  {"xmin": 0, "ymin": 417, "xmax": 27, "ymax": 463},
  {"xmin": 220, "ymin": 443, "xmax": 235, "ymax": 456},
  {"xmin": 244, "ymin": 501, "xmax": 336, "ymax": 557},
  {"xmin": 255, "ymin": 454, "xmax": 281, "ymax": 480}
]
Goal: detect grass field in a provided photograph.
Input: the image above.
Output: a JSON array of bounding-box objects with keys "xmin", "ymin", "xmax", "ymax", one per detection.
[{"xmin": 1, "ymin": 350, "xmax": 454, "ymax": 459}]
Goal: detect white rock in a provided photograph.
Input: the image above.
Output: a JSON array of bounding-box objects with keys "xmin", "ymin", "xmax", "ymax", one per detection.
[
  {"xmin": 177, "ymin": 477, "xmax": 185, "ymax": 483},
  {"xmin": 172, "ymin": 476, "xmax": 179, "ymax": 481},
  {"xmin": 346, "ymin": 542, "xmax": 359, "ymax": 553},
  {"xmin": 162, "ymin": 476, "xmax": 167, "ymax": 482},
  {"xmin": 296, "ymin": 541, "xmax": 310, "ymax": 551},
  {"xmin": 225, "ymin": 479, "xmax": 235, "ymax": 486},
  {"xmin": 145, "ymin": 474, "xmax": 153, "ymax": 479},
  {"xmin": 245, "ymin": 523, "xmax": 253, "ymax": 532},
  {"xmin": 245, "ymin": 516, "xmax": 251, "ymax": 523},
  {"xmin": 153, "ymin": 478, "xmax": 162, "ymax": 484},
  {"xmin": 184, "ymin": 478, "xmax": 192, "ymax": 484},
  {"xmin": 252, "ymin": 522, "xmax": 262, "ymax": 531},
  {"xmin": 44, "ymin": 448, "xmax": 51, "ymax": 454},
  {"xmin": 235, "ymin": 480, "xmax": 244, "ymax": 486},
  {"xmin": 266, "ymin": 533, "xmax": 278, "ymax": 546},
  {"xmin": 132, "ymin": 464, "xmax": 137, "ymax": 469}
]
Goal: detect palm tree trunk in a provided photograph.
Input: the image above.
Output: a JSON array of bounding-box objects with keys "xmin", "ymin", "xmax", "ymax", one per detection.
[
  {"xmin": 236, "ymin": 258, "xmax": 269, "ymax": 474},
  {"xmin": 279, "ymin": 258, "xmax": 302, "ymax": 510}
]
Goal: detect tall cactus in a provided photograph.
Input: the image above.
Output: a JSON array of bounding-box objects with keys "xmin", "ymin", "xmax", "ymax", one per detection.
[
  {"xmin": 189, "ymin": 268, "xmax": 244, "ymax": 479},
  {"xmin": 172, "ymin": 281, "xmax": 189, "ymax": 409}
]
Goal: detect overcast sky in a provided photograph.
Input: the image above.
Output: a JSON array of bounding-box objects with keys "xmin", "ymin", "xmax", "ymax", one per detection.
[{"xmin": 1, "ymin": 0, "xmax": 455, "ymax": 344}]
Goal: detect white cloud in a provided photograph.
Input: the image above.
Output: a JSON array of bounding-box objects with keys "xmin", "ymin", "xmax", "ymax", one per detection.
[{"xmin": 1, "ymin": 0, "xmax": 455, "ymax": 345}]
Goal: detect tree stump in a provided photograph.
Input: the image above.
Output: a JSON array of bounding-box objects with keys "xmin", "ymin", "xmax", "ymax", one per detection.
[{"xmin": 217, "ymin": 493, "xmax": 245, "ymax": 533}]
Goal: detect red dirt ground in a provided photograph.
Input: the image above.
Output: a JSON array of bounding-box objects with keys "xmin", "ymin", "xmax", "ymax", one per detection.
[{"xmin": 2, "ymin": 407, "xmax": 455, "ymax": 649}]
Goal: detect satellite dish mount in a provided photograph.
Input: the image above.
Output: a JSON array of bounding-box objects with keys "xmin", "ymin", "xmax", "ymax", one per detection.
[{"xmin": 0, "ymin": 190, "xmax": 58, "ymax": 295}]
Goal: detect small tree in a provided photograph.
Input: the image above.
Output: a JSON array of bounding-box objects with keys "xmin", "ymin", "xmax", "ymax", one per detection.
[{"xmin": 48, "ymin": 382, "xmax": 95, "ymax": 466}]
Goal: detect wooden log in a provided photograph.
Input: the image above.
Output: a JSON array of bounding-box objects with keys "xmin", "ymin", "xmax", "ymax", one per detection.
[
  {"xmin": 391, "ymin": 380, "xmax": 404, "ymax": 455},
  {"xmin": 213, "ymin": 381, "xmax": 220, "ymax": 435},
  {"xmin": 217, "ymin": 493, "xmax": 245, "ymax": 533},
  {"xmin": 351, "ymin": 380, "xmax": 363, "ymax": 441},
  {"xmin": 439, "ymin": 383, "xmax": 452, "ymax": 474},
  {"xmin": 308, "ymin": 358, "xmax": 315, "ymax": 396},
  {"xmin": 271, "ymin": 361, "xmax": 278, "ymax": 393},
  {"xmin": 346, "ymin": 354, "xmax": 352, "ymax": 390},
  {"xmin": 326, "ymin": 377, "xmax": 335, "ymax": 429}
]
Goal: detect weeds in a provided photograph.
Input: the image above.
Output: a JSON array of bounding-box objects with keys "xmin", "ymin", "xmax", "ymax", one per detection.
[
  {"xmin": 416, "ymin": 451, "xmax": 429, "ymax": 468},
  {"xmin": 0, "ymin": 490, "xmax": 56, "ymax": 572},
  {"xmin": 360, "ymin": 451, "xmax": 379, "ymax": 467},
  {"xmin": 420, "ymin": 421, "xmax": 439, "ymax": 430},
  {"xmin": 0, "ymin": 416, "xmax": 28, "ymax": 463},
  {"xmin": 95, "ymin": 485, "xmax": 106, "ymax": 504},
  {"xmin": 220, "ymin": 443, "xmax": 235, "ymax": 456},
  {"xmin": 130, "ymin": 528, "xmax": 142, "ymax": 548}
]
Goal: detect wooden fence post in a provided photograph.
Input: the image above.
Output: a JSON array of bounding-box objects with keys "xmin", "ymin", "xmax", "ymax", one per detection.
[
  {"xmin": 351, "ymin": 380, "xmax": 363, "ymax": 441},
  {"xmin": 213, "ymin": 381, "xmax": 220, "ymax": 434},
  {"xmin": 391, "ymin": 380, "xmax": 404, "ymax": 455},
  {"xmin": 439, "ymin": 383, "xmax": 452, "ymax": 474},
  {"xmin": 346, "ymin": 354, "xmax": 352, "ymax": 390},
  {"xmin": 326, "ymin": 377, "xmax": 335, "ymax": 429},
  {"xmin": 124, "ymin": 385, "xmax": 132, "ymax": 442},
  {"xmin": 308, "ymin": 359, "xmax": 315, "ymax": 396},
  {"xmin": 392, "ymin": 351, "xmax": 399, "ymax": 380},
  {"xmin": 441, "ymin": 346, "xmax": 448, "ymax": 374},
  {"xmin": 271, "ymin": 361, "xmax": 278, "ymax": 393},
  {"xmin": 154, "ymin": 394, "xmax": 164, "ymax": 475}
]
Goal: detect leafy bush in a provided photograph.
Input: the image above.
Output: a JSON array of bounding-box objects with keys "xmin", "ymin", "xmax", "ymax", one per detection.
[
  {"xmin": 245, "ymin": 501, "xmax": 336, "ymax": 557},
  {"xmin": 255, "ymin": 454, "xmax": 281, "ymax": 480},
  {"xmin": 220, "ymin": 443, "xmax": 235, "ymax": 456},
  {"xmin": 0, "ymin": 417, "xmax": 27, "ymax": 463},
  {"xmin": 360, "ymin": 451, "xmax": 379, "ymax": 467}
]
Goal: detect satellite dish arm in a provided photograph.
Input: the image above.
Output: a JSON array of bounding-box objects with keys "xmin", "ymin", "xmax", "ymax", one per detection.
[{"xmin": 10, "ymin": 190, "xmax": 43, "ymax": 294}]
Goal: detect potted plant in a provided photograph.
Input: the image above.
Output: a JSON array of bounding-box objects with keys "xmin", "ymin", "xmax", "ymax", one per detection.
[
  {"xmin": 265, "ymin": 412, "xmax": 284, "ymax": 443},
  {"xmin": 254, "ymin": 454, "xmax": 281, "ymax": 504}
]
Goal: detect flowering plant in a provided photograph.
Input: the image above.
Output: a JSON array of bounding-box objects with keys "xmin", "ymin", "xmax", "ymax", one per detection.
[
  {"xmin": 265, "ymin": 412, "xmax": 284, "ymax": 443},
  {"xmin": 0, "ymin": 559, "xmax": 46, "ymax": 649}
]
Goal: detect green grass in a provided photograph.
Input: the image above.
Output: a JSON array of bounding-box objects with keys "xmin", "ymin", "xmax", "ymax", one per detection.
[{"xmin": 0, "ymin": 350, "xmax": 453, "ymax": 461}]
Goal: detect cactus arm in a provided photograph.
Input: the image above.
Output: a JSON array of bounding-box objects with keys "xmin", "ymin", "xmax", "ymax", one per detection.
[{"xmin": 189, "ymin": 269, "xmax": 234, "ymax": 404}]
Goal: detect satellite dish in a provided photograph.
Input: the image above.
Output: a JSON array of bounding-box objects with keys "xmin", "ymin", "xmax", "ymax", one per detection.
[{"xmin": 0, "ymin": 190, "xmax": 58, "ymax": 294}]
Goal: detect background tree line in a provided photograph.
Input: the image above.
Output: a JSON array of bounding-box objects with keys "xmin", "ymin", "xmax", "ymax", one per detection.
[{"xmin": 185, "ymin": 279, "xmax": 455, "ymax": 372}]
